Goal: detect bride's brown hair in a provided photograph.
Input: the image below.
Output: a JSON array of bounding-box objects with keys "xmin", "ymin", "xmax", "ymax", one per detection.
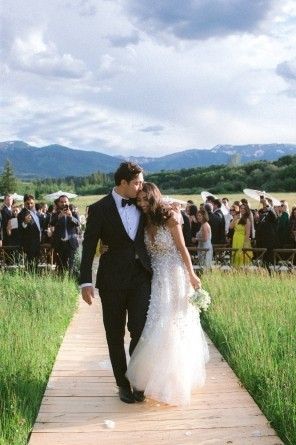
[{"xmin": 140, "ymin": 182, "xmax": 173, "ymax": 226}]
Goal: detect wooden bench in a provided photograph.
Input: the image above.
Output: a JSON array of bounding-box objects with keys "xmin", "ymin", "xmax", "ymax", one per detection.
[
  {"xmin": 188, "ymin": 246, "xmax": 210, "ymax": 271},
  {"xmin": 0, "ymin": 245, "xmax": 25, "ymax": 269},
  {"xmin": 242, "ymin": 247, "xmax": 267, "ymax": 268},
  {"xmin": 272, "ymin": 248, "xmax": 296, "ymax": 271},
  {"xmin": 213, "ymin": 246, "xmax": 238, "ymax": 269}
]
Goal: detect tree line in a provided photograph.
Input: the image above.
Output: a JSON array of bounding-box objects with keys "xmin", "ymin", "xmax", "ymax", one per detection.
[{"xmin": 0, "ymin": 155, "xmax": 295, "ymax": 197}]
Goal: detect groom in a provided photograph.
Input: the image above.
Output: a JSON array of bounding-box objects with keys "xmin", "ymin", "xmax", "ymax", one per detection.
[{"xmin": 79, "ymin": 162, "xmax": 152, "ymax": 403}]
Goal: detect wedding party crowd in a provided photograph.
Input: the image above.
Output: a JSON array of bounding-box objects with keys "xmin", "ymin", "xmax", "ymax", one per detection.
[
  {"xmin": 0, "ymin": 193, "xmax": 81, "ymax": 273},
  {"xmin": 183, "ymin": 194, "xmax": 296, "ymax": 269},
  {"xmin": 1, "ymin": 191, "xmax": 295, "ymax": 272}
]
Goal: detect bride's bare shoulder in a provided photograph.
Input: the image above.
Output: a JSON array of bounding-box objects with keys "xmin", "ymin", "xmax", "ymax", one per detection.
[{"xmin": 165, "ymin": 210, "xmax": 181, "ymax": 228}]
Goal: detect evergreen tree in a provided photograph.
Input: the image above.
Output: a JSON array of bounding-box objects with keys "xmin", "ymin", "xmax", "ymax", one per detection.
[{"xmin": 0, "ymin": 160, "xmax": 18, "ymax": 194}]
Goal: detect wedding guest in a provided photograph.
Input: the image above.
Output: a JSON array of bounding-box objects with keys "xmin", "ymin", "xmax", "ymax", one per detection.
[
  {"xmin": 1, "ymin": 194, "xmax": 14, "ymax": 246},
  {"xmin": 231, "ymin": 204, "xmax": 252, "ymax": 266},
  {"xmin": 195, "ymin": 209, "xmax": 213, "ymax": 268},
  {"xmin": 277, "ymin": 200, "xmax": 290, "ymax": 248},
  {"xmin": 254, "ymin": 199, "xmax": 277, "ymax": 266},
  {"xmin": 18, "ymin": 194, "xmax": 42, "ymax": 271}
]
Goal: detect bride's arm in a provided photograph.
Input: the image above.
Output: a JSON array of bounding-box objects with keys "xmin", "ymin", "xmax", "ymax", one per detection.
[{"xmin": 167, "ymin": 212, "xmax": 201, "ymax": 289}]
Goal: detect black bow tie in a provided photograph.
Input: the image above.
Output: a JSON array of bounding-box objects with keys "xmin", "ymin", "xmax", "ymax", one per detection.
[{"xmin": 122, "ymin": 198, "xmax": 135, "ymax": 207}]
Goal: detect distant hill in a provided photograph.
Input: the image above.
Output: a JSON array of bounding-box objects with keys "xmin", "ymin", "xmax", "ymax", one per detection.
[{"xmin": 1, "ymin": 140, "xmax": 296, "ymax": 178}]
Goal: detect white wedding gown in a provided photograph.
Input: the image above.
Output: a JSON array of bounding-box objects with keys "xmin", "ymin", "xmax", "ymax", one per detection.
[{"xmin": 126, "ymin": 225, "xmax": 209, "ymax": 406}]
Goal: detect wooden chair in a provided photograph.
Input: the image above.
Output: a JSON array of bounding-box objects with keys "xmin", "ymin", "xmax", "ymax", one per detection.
[
  {"xmin": 213, "ymin": 246, "xmax": 238, "ymax": 269},
  {"xmin": 0, "ymin": 245, "xmax": 25, "ymax": 269},
  {"xmin": 242, "ymin": 247, "xmax": 267, "ymax": 268},
  {"xmin": 188, "ymin": 246, "xmax": 210, "ymax": 271},
  {"xmin": 38, "ymin": 243, "xmax": 55, "ymax": 271},
  {"xmin": 273, "ymin": 248, "xmax": 296, "ymax": 271}
]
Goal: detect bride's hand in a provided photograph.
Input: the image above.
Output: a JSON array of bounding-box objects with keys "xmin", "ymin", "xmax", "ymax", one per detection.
[{"xmin": 190, "ymin": 273, "xmax": 201, "ymax": 290}]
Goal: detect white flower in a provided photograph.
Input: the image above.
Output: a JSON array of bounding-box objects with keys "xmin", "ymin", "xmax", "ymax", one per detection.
[{"xmin": 189, "ymin": 287, "xmax": 211, "ymax": 312}]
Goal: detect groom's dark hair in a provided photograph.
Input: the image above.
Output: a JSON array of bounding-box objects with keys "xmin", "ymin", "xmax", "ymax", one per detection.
[{"xmin": 114, "ymin": 162, "xmax": 143, "ymax": 185}]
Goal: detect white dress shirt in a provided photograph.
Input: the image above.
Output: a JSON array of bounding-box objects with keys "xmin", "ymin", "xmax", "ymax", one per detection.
[{"xmin": 112, "ymin": 188, "xmax": 140, "ymax": 241}]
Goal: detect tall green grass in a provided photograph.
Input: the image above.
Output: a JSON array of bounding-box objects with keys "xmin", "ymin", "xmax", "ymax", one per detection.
[
  {"xmin": 202, "ymin": 270, "xmax": 296, "ymax": 445},
  {"xmin": 0, "ymin": 271, "xmax": 78, "ymax": 445}
]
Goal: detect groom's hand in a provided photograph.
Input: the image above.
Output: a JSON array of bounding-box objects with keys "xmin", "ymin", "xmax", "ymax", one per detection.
[{"xmin": 81, "ymin": 286, "xmax": 95, "ymax": 305}]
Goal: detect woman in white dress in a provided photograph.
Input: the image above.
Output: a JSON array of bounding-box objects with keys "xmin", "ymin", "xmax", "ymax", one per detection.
[{"xmin": 126, "ymin": 183, "xmax": 209, "ymax": 406}]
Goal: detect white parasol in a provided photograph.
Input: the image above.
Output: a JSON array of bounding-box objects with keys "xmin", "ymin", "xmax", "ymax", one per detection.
[
  {"xmin": 0, "ymin": 192, "xmax": 24, "ymax": 201},
  {"xmin": 200, "ymin": 191, "xmax": 217, "ymax": 203},
  {"xmin": 200, "ymin": 190, "xmax": 228, "ymax": 215},
  {"xmin": 243, "ymin": 189, "xmax": 281, "ymax": 206},
  {"xmin": 44, "ymin": 190, "xmax": 78, "ymax": 201},
  {"xmin": 163, "ymin": 196, "xmax": 187, "ymax": 206}
]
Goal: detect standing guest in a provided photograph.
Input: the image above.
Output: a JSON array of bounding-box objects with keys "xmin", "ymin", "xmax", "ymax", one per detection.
[
  {"xmin": 18, "ymin": 194, "xmax": 42, "ymax": 271},
  {"xmin": 241, "ymin": 198, "xmax": 255, "ymax": 240},
  {"xmin": 188, "ymin": 205, "xmax": 201, "ymax": 244},
  {"xmin": 195, "ymin": 209, "xmax": 213, "ymax": 268},
  {"xmin": 185, "ymin": 199, "xmax": 194, "ymax": 216},
  {"xmin": 210, "ymin": 199, "xmax": 226, "ymax": 245},
  {"xmin": 1, "ymin": 194, "xmax": 14, "ymax": 246},
  {"xmin": 227, "ymin": 204, "xmax": 240, "ymax": 245},
  {"xmin": 277, "ymin": 201, "xmax": 290, "ymax": 248},
  {"xmin": 231, "ymin": 204, "xmax": 252, "ymax": 266},
  {"xmin": 289, "ymin": 206, "xmax": 296, "ymax": 248},
  {"xmin": 50, "ymin": 195, "xmax": 80, "ymax": 275},
  {"xmin": 255, "ymin": 199, "xmax": 277, "ymax": 266}
]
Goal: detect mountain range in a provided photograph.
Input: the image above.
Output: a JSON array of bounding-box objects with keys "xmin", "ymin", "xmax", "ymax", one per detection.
[{"xmin": 0, "ymin": 140, "xmax": 296, "ymax": 179}]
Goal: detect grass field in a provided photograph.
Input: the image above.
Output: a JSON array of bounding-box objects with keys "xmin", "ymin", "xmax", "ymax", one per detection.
[
  {"xmin": 72, "ymin": 192, "xmax": 296, "ymax": 214},
  {"xmin": 0, "ymin": 272, "xmax": 79, "ymax": 445},
  {"xmin": 201, "ymin": 270, "xmax": 296, "ymax": 445}
]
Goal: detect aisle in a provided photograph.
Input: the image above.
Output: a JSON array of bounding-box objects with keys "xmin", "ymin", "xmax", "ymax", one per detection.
[{"xmin": 28, "ymin": 294, "xmax": 283, "ymax": 445}]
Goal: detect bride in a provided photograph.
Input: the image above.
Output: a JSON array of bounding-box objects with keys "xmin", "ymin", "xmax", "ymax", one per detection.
[{"xmin": 126, "ymin": 182, "xmax": 209, "ymax": 406}]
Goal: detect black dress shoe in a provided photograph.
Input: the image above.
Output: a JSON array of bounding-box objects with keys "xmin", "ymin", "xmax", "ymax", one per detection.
[
  {"xmin": 133, "ymin": 389, "xmax": 145, "ymax": 402},
  {"xmin": 119, "ymin": 386, "xmax": 135, "ymax": 404}
]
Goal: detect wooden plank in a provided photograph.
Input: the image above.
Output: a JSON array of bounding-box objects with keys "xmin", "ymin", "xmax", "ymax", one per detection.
[{"xmin": 29, "ymin": 428, "xmax": 282, "ymax": 445}]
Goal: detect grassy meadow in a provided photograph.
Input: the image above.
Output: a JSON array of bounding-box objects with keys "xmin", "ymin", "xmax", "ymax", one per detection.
[
  {"xmin": 201, "ymin": 270, "xmax": 296, "ymax": 445},
  {"xmin": 72, "ymin": 192, "xmax": 296, "ymax": 214},
  {"xmin": 0, "ymin": 272, "xmax": 79, "ymax": 445}
]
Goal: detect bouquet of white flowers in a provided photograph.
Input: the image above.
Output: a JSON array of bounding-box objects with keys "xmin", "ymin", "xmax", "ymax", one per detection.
[{"xmin": 189, "ymin": 287, "xmax": 211, "ymax": 312}]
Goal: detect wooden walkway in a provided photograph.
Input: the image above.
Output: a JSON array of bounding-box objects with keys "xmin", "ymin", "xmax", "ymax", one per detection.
[{"xmin": 28, "ymin": 294, "xmax": 283, "ymax": 445}]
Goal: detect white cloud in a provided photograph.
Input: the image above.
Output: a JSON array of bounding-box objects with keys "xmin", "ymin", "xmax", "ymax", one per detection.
[
  {"xmin": 0, "ymin": 0, "xmax": 295, "ymax": 157},
  {"xmin": 9, "ymin": 30, "xmax": 88, "ymax": 79}
]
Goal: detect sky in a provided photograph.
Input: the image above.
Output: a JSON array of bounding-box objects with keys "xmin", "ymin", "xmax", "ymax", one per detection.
[{"xmin": 0, "ymin": 0, "xmax": 295, "ymax": 157}]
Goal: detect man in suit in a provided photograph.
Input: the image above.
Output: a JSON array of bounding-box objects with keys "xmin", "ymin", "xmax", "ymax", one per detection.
[
  {"xmin": 209, "ymin": 198, "xmax": 226, "ymax": 245},
  {"xmin": 1, "ymin": 194, "xmax": 14, "ymax": 246},
  {"xmin": 18, "ymin": 194, "xmax": 42, "ymax": 271},
  {"xmin": 50, "ymin": 196, "xmax": 80, "ymax": 275},
  {"xmin": 80, "ymin": 162, "xmax": 152, "ymax": 404}
]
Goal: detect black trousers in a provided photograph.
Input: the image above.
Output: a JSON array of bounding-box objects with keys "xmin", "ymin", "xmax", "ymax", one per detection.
[
  {"xmin": 55, "ymin": 240, "xmax": 77, "ymax": 273},
  {"xmin": 99, "ymin": 261, "xmax": 151, "ymax": 388}
]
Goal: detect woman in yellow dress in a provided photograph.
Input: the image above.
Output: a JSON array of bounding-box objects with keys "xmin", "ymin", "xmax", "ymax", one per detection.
[{"xmin": 231, "ymin": 204, "xmax": 252, "ymax": 266}]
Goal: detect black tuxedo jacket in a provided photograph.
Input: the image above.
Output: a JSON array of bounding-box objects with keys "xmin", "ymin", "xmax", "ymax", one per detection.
[
  {"xmin": 1, "ymin": 205, "xmax": 13, "ymax": 244},
  {"xmin": 209, "ymin": 209, "xmax": 226, "ymax": 244},
  {"xmin": 79, "ymin": 193, "xmax": 152, "ymax": 290},
  {"xmin": 17, "ymin": 208, "xmax": 41, "ymax": 251}
]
